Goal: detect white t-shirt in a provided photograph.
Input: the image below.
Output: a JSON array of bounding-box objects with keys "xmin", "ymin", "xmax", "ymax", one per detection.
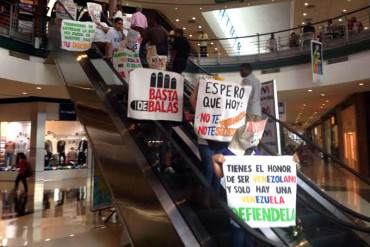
[
  {"xmin": 106, "ymin": 28, "xmax": 124, "ymax": 49},
  {"xmin": 94, "ymin": 22, "xmax": 109, "ymax": 43}
]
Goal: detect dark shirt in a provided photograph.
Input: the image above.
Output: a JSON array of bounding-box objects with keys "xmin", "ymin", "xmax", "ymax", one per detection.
[
  {"xmin": 146, "ymin": 25, "xmax": 168, "ymax": 56},
  {"xmin": 303, "ymin": 25, "xmax": 315, "ymax": 33},
  {"xmin": 172, "ymin": 36, "xmax": 190, "ymax": 59}
]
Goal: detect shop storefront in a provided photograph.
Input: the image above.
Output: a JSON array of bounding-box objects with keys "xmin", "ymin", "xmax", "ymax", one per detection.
[{"xmin": 0, "ymin": 100, "xmax": 90, "ymax": 180}]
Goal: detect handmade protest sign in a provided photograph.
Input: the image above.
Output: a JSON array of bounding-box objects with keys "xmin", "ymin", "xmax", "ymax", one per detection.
[
  {"xmin": 87, "ymin": 2, "xmax": 102, "ymax": 23},
  {"xmin": 113, "ymin": 30, "xmax": 142, "ymax": 81},
  {"xmin": 61, "ymin": 20, "xmax": 96, "ymax": 51},
  {"xmin": 194, "ymin": 79, "xmax": 251, "ymax": 142},
  {"xmin": 128, "ymin": 68, "xmax": 183, "ymax": 121},
  {"xmin": 223, "ymin": 155, "xmax": 297, "ymax": 228},
  {"xmin": 56, "ymin": 0, "xmax": 77, "ymax": 20}
]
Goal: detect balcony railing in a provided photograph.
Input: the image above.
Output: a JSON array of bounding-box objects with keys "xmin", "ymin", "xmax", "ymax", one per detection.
[{"xmin": 189, "ymin": 5, "xmax": 370, "ymax": 65}]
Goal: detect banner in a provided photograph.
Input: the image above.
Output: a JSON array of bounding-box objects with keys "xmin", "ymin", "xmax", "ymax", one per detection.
[
  {"xmin": 56, "ymin": 0, "xmax": 77, "ymax": 20},
  {"xmin": 223, "ymin": 155, "xmax": 297, "ymax": 228},
  {"xmin": 261, "ymin": 80, "xmax": 281, "ymax": 154},
  {"xmin": 311, "ymin": 40, "xmax": 323, "ymax": 83},
  {"xmin": 194, "ymin": 79, "xmax": 251, "ymax": 142},
  {"xmin": 113, "ymin": 30, "xmax": 142, "ymax": 81},
  {"xmin": 61, "ymin": 20, "xmax": 96, "ymax": 51},
  {"xmin": 128, "ymin": 68, "xmax": 184, "ymax": 121},
  {"xmin": 87, "ymin": 2, "xmax": 102, "ymax": 23}
]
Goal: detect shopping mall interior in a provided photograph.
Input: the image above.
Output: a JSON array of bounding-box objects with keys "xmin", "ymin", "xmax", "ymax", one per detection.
[{"xmin": 0, "ymin": 0, "xmax": 370, "ymax": 246}]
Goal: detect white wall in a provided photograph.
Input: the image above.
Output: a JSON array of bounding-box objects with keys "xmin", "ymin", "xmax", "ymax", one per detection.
[
  {"xmin": 0, "ymin": 48, "xmax": 64, "ymax": 86},
  {"xmin": 210, "ymin": 49, "xmax": 370, "ymax": 92}
]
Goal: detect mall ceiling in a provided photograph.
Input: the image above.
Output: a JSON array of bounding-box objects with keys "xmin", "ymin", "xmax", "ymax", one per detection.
[{"xmin": 279, "ymin": 79, "xmax": 370, "ymax": 130}]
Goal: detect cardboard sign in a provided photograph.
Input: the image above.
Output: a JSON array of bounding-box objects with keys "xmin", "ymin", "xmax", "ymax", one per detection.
[
  {"xmin": 113, "ymin": 48, "xmax": 142, "ymax": 81},
  {"xmin": 223, "ymin": 155, "xmax": 297, "ymax": 228},
  {"xmin": 61, "ymin": 20, "xmax": 96, "ymax": 51},
  {"xmin": 56, "ymin": 0, "xmax": 77, "ymax": 20},
  {"xmin": 311, "ymin": 40, "xmax": 323, "ymax": 83},
  {"xmin": 128, "ymin": 68, "xmax": 184, "ymax": 121},
  {"xmin": 87, "ymin": 2, "xmax": 102, "ymax": 22},
  {"xmin": 261, "ymin": 80, "xmax": 281, "ymax": 154},
  {"xmin": 194, "ymin": 79, "xmax": 251, "ymax": 142}
]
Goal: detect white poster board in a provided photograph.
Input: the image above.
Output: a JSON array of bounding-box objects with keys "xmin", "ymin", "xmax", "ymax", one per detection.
[
  {"xmin": 194, "ymin": 79, "xmax": 251, "ymax": 142},
  {"xmin": 223, "ymin": 155, "xmax": 297, "ymax": 228},
  {"xmin": 87, "ymin": 2, "xmax": 102, "ymax": 23},
  {"xmin": 261, "ymin": 80, "xmax": 281, "ymax": 154},
  {"xmin": 128, "ymin": 68, "xmax": 184, "ymax": 122},
  {"xmin": 56, "ymin": 0, "xmax": 77, "ymax": 20},
  {"xmin": 61, "ymin": 20, "xmax": 95, "ymax": 51}
]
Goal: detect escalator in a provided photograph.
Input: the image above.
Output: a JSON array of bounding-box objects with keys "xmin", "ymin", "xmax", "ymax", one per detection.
[{"xmin": 49, "ymin": 4, "xmax": 370, "ymax": 246}]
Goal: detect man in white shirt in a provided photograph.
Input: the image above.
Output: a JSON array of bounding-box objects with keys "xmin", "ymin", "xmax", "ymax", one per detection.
[
  {"xmin": 240, "ymin": 63, "xmax": 261, "ymax": 118},
  {"xmin": 105, "ymin": 17, "xmax": 125, "ymax": 58}
]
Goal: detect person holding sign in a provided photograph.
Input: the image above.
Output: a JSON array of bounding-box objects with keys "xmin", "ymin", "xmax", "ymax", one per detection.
[{"xmin": 105, "ymin": 17, "xmax": 126, "ymax": 59}]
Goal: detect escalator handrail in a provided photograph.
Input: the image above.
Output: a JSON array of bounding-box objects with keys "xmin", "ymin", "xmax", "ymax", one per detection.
[{"xmin": 187, "ymin": 61, "xmax": 370, "ymax": 222}]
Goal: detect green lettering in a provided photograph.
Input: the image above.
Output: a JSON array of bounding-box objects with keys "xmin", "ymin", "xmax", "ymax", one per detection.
[
  {"xmin": 262, "ymin": 208, "xmax": 271, "ymax": 222},
  {"xmin": 272, "ymin": 208, "xmax": 280, "ymax": 222},
  {"xmin": 238, "ymin": 207, "xmax": 245, "ymax": 221}
]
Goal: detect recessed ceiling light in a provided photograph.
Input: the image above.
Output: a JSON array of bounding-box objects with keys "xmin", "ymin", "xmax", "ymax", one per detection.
[
  {"xmin": 189, "ymin": 34, "xmax": 193, "ymax": 37},
  {"xmin": 199, "ymin": 7, "xmax": 202, "ymax": 10},
  {"xmin": 192, "ymin": 17, "xmax": 196, "ymax": 20},
  {"xmin": 342, "ymin": 9, "xmax": 347, "ymax": 12},
  {"xmin": 326, "ymin": 100, "xmax": 330, "ymax": 103},
  {"xmin": 44, "ymin": 239, "xmax": 51, "ymax": 242},
  {"xmin": 322, "ymin": 103, "xmax": 326, "ymax": 106},
  {"xmin": 304, "ymin": 2, "xmax": 308, "ymax": 6},
  {"xmin": 36, "ymin": 86, "xmax": 42, "ymax": 90},
  {"xmin": 215, "ymin": 47, "xmax": 218, "ymax": 51},
  {"xmin": 174, "ymin": 7, "xmax": 178, "ymax": 10},
  {"xmin": 175, "ymin": 19, "xmax": 180, "ymax": 22},
  {"xmin": 197, "ymin": 43, "xmax": 200, "ymax": 46},
  {"xmin": 339, "ymin": 18, "xmax": 343, "ymax": 22},
  {"xmin": 198, "ymin": 25, "xmax": 202, "ymax": 29},
  {"xmin": 365, "ymin": 27, "xmax": 368, "ymax": 30},
  {"xmin": 320, "ymin": 93, "xmax": 326, "ymax": 96},
  {"xmin": 183, "ymin": 27, "xmax": 186, "ymax": 30},
  {"xmin": 302, "ymin": 22, "xmax": 306, "ymax": 25},
  {"xmin": 359, "ymin": 82, "xmax": 364, "ymax": 86},
  {"xmin": 22, "ymin": 92, "xmax": 28, "ymax": 95},
  {"xmin": 210, "ymin": 42, "xmax": 214, "ymax": 45},
  {"xmin": 303, "ymin": 13, "xmax": 307, "ymax": 16},
  {"xmin": 307, "ymin": 89, "xmax": 313, "ymax": 92}
]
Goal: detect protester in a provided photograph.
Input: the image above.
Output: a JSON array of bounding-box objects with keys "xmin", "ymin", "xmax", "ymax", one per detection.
[
  {"xmin": 267, "ymin": 33, "xmax": 277, "ymax": 52},
  {"xmin": 146, "ymin": 16, "xmax": 168, "ymax": 56},
  {"xmin": 105, "ymin": 17, "xmax": 125, "ymax": 58},
  {"xmin": 131, "ymin": 7, "xmax": 148, "ymax": 35},
  {"xmin": 289, "ymin": 32, "xmax": 299, "ymax": 48},
  {"xmin": 171, "ymin": 28, "xmax": 190, "ymax": 74},
  {"xmin": 14, "ymin": 153, "xmax": 30, "ymax": 193},
  {"xmin": 198, "ymin": 31, "xmax": 208, "ymax": 57}
]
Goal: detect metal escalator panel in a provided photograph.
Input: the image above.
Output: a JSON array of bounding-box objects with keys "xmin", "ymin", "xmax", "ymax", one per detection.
[{"xmin": 54, "ymin": 50, "xmax": 198, "ymax": 247}]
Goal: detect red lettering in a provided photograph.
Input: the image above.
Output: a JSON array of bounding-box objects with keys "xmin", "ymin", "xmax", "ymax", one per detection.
[
  {"xmin": 149, "ymin": 88, "xmax": 156, "ymax": 100},
  {"xmin": 198, "ymin": 126, "xmax": 207, "ymax": 135},
  {"xmin": 148, "ymin": 100, "xmax": 155, "ymax": 112},
  {"xmin": 173, "ymin": 102, "xmax": 178, "ymax": 113},
  {"xmin": 200, "ymin": 113, "xmax": 210, "ymax": 123}
]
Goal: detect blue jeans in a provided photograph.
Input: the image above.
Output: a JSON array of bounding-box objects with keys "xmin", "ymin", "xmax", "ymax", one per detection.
[
  {"xmin": 198, "ymin": 143, "xmax": 229, "ymax": 192},
  {"xmin": 231, "ymin": 225, "xmax": 255, "ymax": 247},
  {"xmin": 5, "ymin": 152, "xmax": 13, "ymax": 167}
]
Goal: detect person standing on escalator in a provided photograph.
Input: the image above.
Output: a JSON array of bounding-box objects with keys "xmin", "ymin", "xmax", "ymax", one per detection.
[
  {"xmin": 105, "ymin": 17, "xmax": 125, "ymax": 59},
  {"xmin": 171, "ymin": 28, "xmax": 190, "ymax": 74}
]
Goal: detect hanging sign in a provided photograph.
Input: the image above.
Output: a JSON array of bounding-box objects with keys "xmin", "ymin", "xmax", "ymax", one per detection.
[
  {"xmin": 56, "ymin": 0, "xmax": 77, "ymax": 20},
  {"xmin": 194, "ymin": 79, "xmax": 251, "ymax": 142},
  {"xmin": 223, "ymin": 155, "xmax": 297, "ymax": 228},
  {"xmin": 61, "ymin": 20, "xmax": 96, "ymax": 51},
  {"xmin": 128, "ymin": 68, "xmax": 184, "ymax": 121},
  {"xmin": 311, "ymin": 40, "xmax": 323, "ymax": 83},
  {"xmin": 87, "ymin": 2, "xmax": 102, "ymax": 23}
]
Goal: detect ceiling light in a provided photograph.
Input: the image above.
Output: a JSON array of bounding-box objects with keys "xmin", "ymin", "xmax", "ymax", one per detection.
[
  {"xmin": 322, "ymin": 103, "xmax": 326, "ymax": 106},
  {"xmin": 303, "ymin": 13, "xmax": 307, "ymax": 16},
  {"xmin": 189, "ymin": 34, "xmax": 192, "ymax": 37},
  {"xmin": 359, "ymin": 82, "xmax": 364, "ymax": 86},
  {"xmin": 198, "ymin": 25, "xmax": 202, "ymax": 29},
  {"xmin": 307, "ymin": 89, "xmax": 313, "ymax": 92},
  {"xmin": 365, "ymin": 27, "xmax": 368, "ymax": 30},
  {"xmin": 302, "ymin": 22, "xmax": 306, "ymax": 25},
  {"xmin": 175, "ymin": 19, "xmax": 180, "ymax": 22},
  {"xmin": 299, "ymin": 113, "xmax": 303, "ymax": 115},
  {"xmin": 45, "ymin": 238, "xmax": 51, "ymax": 242},
  {"xmin": 339, "ymin": 18, "xmax": 343, "ymax": 22},
  {"xmin": 22, "ymin": 92, "xmax": 28, "ymax": 95},
  {"xmin": 326, "ymin": 100, "xmax": 330, "ymax": 103},
  {"xmin": 320, "ymin": 93, "xmax": 325, "ymax": 96},
  {"xmin": 183, "ymin": 27, "xmax": 186, "ymax": 30},
  {"xmin": 199, "ymin": 7, "xmax": 202, "ymax": 10},
  {"xmin": 210, "ymin": 42, "xmax": 214, "ymax": 45},
  {"xmin": 69, "ymin": 234, "xmax": 74, "ymax": 237},
  {"xmin": 304, "ymin": 2, "xmax": 308, "ymax": 6},
  {"xmin": 174, "ymin": 7, "xmax": 178, "ymax": 10},
  {"xmin": 36, "ymin": 86, "xmax": 42, "ymax": 90},
  {"xmin": 303, "ymin": 104, "xmax": 307, "ymax": 106},
  {"xmin": 342, "ymin": 9, "xmax": 347, "ymax": 13},
  {"xmin": 215, "ymin": 47, "xmax": 218, "ymax": 51},
  {"xmin": 192, "ymin": 17, "xmax": 196, "ymax": 20},
  {"xmin": 197, "ymin": 43, "xmax": 200, "ymax": 46}
]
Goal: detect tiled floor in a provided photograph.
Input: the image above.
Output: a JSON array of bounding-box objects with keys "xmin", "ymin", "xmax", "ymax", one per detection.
[
  {"xmin": 0, "ymin": 178, "xmax": 126, "ymax": 246},
  {"xmin": 300, "ymin": 155, "xmax": 370, "ymax": 218}
]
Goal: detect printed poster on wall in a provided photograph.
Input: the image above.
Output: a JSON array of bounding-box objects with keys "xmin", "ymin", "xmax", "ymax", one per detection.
[
  {"xmin": 223, "ymin": 155, "xmax": 297, "ymax": 228},
  {"xmin": 87, "ymin": 2, "xmax": 102, "ymax": 22},
  {"xmin": 261, "ymin": 80, "xmax": 281, "ymax": 154},
  {"xmin": 56, "ymin": 0, "xmax": 77, "ymax": 20},
  {"xmin": 194, "ymin": 79, "xmax": 251, "ymax": 142},
  {"xmin": 311, "ymin": 40, "xmax": 323, "ymax": 83},
  {"xmin": 61, "ymin": 20, "xmax": 96, "ymax": 51},
  {"xmin": 128, "ymin": 68, "xmax": 184, "ymax": 121}
]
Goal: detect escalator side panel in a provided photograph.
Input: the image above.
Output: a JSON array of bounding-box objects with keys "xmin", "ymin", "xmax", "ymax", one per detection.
[{"xmin": 55, "ymin": 51, "xmax": 199, "ymax": 246}]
